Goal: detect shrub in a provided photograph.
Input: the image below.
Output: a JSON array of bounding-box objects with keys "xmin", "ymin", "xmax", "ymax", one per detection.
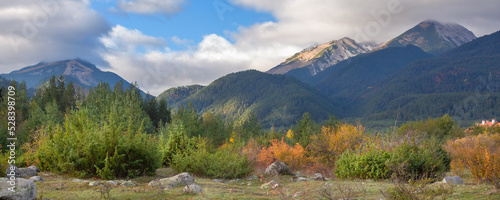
[
  {"xmin": 158, "ymin": 121, "xmax": 198, "ymax": 166},
  {"xmin": 335, "ymin": 139, "xmax": 450, "ymax": 182},
  {"xmin": 0, "ymin": 152, "xmax": 10, "ymax": 177},
  {"xmin": 310, "ymin": 123, "xmax": 365, "ymax": 166},
  {"xmin": 335, "ymin": 148, "xmax": 391, "ymax": 180},
  {"xmin": 171, "ymin": 144, "xmax": 252, "ymax": 179},
  {"xmin": 444, "ymin": 133, "xmax": 500, "ymax": 183},
  {"xmin": 398, "ymin": 115, "xmax": 460, "ymax": 143},
  {"xmin": 257, "ymin": 138, "xmax": 309, "ymax": 171},
  {"xmin": 387, "ymin": 141, "xmax": 450, "ymax": 182},
  {"xmin": 241, "ymin": 138, "xmax": 262, "ymax": 168},
  {"xmin": 26, "ymin": 108, "xmax": 161, "ymax": 179}
]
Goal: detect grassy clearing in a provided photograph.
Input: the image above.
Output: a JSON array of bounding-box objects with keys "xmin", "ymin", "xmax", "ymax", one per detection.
[{"xmin": 34, "ymin": 168, "xmax": 499, "ymax": 200}]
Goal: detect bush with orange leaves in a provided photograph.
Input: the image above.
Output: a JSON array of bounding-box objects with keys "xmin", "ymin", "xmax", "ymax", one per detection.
[
  {"xmin": 309, "ymin": 123, "xmax": 365, "ymax": 166},
  {"xmin": 444, "ymin": 133, "xmax": 500, "ymax": 184},
  {"xmin": 256, "ymin": 138, "xmax": 309, "ymax": 171},
  {"xmin": 241, "ymin": 138, "xmax": 262, "ymax": 168}
]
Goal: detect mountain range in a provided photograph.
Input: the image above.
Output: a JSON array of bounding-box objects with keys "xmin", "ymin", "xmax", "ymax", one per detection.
[
  {"xmin": 157, "ymin": 85, "xmax": 205, "ymax": 106},
  {"xmin": 166, "ymin": 70, "xmax": 339, "ymax": 128},
  {"xmin": 267, "ymin": 37, "xmax": 376, "ymax": 76},
  {"xmin": 1, "ymin": 58, "xmax": 143, "ymax": 96},
  {"xmin": 357, "ymin": 29, "xmax": 500, "ymax": 122},
  {"xmin": 2, "ymin": 20, "xmax": 498, "ymax": 128},
  {"xmin": 375, "ymin": 20, "xmax": 477, "ymax": 55}
]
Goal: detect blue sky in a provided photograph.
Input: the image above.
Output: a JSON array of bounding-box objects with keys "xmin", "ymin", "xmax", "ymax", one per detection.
[
  {"xmin": 91, "ymin": 0, "xmax": 275, "ymax": 51},
  {"xmin": 1, "ymin": 0, "xmax": 500, "ymax": 95}
]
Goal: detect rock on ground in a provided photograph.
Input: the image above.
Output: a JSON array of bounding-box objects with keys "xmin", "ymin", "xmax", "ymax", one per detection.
[
  {"xmin": 89, "ymin": 181, "xmax": 103, "ymax": 186},
  {"xmin": 72, "ymin": 179, "xmax": 90, "ymax": 183},
  {"xmin": 120, "ymin": 181, "xmax": 136, "ymax": 187},
  {"xmin": 148, "ymin": 172, "xmax": 194, "ymax": 189},
  {"xmin": 311, "ymin": 173, "xmax": 325, "ymax": 181},
  {"xmin": 27, "ymin": 166, "xmax": 40, "ymax": 173},
  {"xmin": 295, "ymin": 177, "xmax": 307, "ymax": 182},
  {"xmin": 105, "ymin": 180, "xmax": 118, "ymax": 185},
  {"xmin": 212, "ymin": 179, "xmax": 226, "ymax": 184},
  {"xmin": 0, "ymin": 178, "xmax": 37, "ymax": 200},
  {"xmin": 441, "ymin": 176, "xmax": 464, "ymax": 185},
  {"xmin": 261, "ymin": 180, "xmax": 279, "ymax": 189},
  {"xmin": 265, "ymin": 161, "xmax": 292, "ymax": 176},
  {"xmin": 292, "ymin": 191, "xmax": 304, "ymax": 198},
  {"xmin": 5, "ymin": 165, "xmax": 21, "ymax": 178},
  {"xmin": 29, "ymin": 176, "xmax": 44, "ymax": 182},
  {"xmin": 9, "ymin": 165, "xmax": 40, "ymax": 178},
  {"xmin": 183, "ymin": 183, "xmax": 204, "ymax": 194},
  {"xmin": 18, "ymin": 168, "xmax": 37, "ymax": 178}
]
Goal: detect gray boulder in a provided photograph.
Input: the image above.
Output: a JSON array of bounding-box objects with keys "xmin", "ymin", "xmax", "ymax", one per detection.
[
  {"xmin": 5, "ymin": 165, "xmax": 21, "ymax": 178},
  {"xmin": 148, "ymin": 172, "xmax": 194, "ymax": 189},
  {"xmin": 311, "ymin": 173, "xmax": 325, "ymax": 181},
  {"xmin": 295, "ymin": 177, "xmax": 307, "ymax": 182},
  {"xmin": 442, "ymin": 176, "xmax": 463, "ymax": 185},
  {"xmin": 28, "ymin": 176, "xmax": 44, "ymax": 182},
  {"xmin": 27, "ymin": 166, "xmax": 40, "ymax": 173},
  {"xmin": 0, "ymin": 178, "xmax": 37, "ymax": 200},
  {"xmin": 120, "ymin": 181, "xmax": 136, "ymax": 187},
  {"xmin": 212, "ymin": 179, "xmax": 226, "ymax": 184},
  {"xmin": 105, "ymin": 181, "xmax": 118, "ymax": 185},
  {"xmin": 265, "ymin": 161, "xmax": 292, "ymax": 176},
  {"xmin": 89, "ymin": 181, "xmax": 103, "ymax": 186},
  {"xmin": 5, "ymin": 165, "xmax": 39, "ymax": 178},
  {"xmin": 72, "ymin": 179, "xmax": 90, "ymax": 183},
  {"xmin": 183, "ymin": 183, "xmax": 204, "ymax": 194},
  {"xmin": 261, "ymin": 180, "xmax": 279, "ymax": 189},
  {"xmin": 18, "ymin": 168, "xmax": 37, "ymax": 178}
]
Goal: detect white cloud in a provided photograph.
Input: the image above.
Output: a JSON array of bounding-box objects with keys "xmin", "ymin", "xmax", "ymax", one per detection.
[
  {"xmin": 116, "ymin": 0, "xmax": 186, "ymax": 16},
  {"xmin": 100, "ymin": 25, "xmax": 166, "ymax": 51},
  {"xmin": 99, "ymin": 0, "xmax": 500, "ymax": 95},
  {"xmin": 171, "ymin": 36, "xmax": 193, "ymax": 46},
  {"xmin": 99, "ymin": 25, "xmax": 300, "ymax": 95},
  {"xmin": 228, "ymin": 0, "xmax": 500, "ymax": 45},
  {"xmin": 0, "ymin": 0, "xmax": 110, "ymax": 73}
]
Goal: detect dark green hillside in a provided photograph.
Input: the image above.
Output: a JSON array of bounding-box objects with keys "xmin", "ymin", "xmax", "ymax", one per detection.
[
  {"xmin": 175, "ymin": 70, "xmax": 339, "ymax": 128},
  {"xmin": 0, "ymin": 75, "xmax": 8, "ymax": 87},
  {"xmin": 359, "ymin": 30, "xmax": 500, "ymax": 123},
  {"xmin": 314, "ymin": 45, "xmax": 433, "ymax": 101},
  {"xmin": 157, "ymin": 85, "xmax": 204, "ymax": 106}
]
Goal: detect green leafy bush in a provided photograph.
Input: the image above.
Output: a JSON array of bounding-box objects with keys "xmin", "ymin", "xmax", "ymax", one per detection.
[
  {"xmin": 32, "ymin": 108, "xmax": 161, "ymax": 179},
  {"xmin": 158, "ymin": 121, "xmax": 199, "ymax": 166},
  {"xmin": 398, "ymin": 115, "xmax": 460, "ymax": 143},
  {"xmin": 171, "ymin": 146, "xmax": 252, "ymax": 179},
  {"xmin": 387, "ymin": 141, "xmax": 450, "ymax": 181},
  {"xmin": 335, "ymin": 140, "xmax": 450, "ymax": 182},
  {"xmin": 335, "ymin": 148, "xmax": 391, "ymax": 180}
]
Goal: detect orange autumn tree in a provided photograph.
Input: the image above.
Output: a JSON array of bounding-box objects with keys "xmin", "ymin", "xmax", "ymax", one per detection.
[
  {"xmin": 444, "ymin": 133, "xmax": 500, "ymax": 183},
  {"xmin": 257, "ymin": 138, "xmax": 308, "ymax": 171},
  {"xmin": 310, "ymin": 123, "xmax": 365, "ymax": 166}
]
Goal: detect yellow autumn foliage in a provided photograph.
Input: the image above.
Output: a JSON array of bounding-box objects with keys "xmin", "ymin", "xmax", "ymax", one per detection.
[
  {"xmin": 310, "ymin": 123, "xmax": 365, "ymax": 165},
  {"xmin": 444, "ymin": 133, "xmax": 500, "ymax": 182}
]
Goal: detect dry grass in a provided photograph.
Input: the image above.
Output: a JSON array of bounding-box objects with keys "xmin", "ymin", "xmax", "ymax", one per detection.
[{"xmin": 33, "ymin": 168, "xmax": 500, "ymax": 200}]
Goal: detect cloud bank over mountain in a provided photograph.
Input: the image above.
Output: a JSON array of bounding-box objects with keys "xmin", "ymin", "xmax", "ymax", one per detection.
[{"xmin": 1, "ymin": 0, "xmax": 499, "ymax": 95}]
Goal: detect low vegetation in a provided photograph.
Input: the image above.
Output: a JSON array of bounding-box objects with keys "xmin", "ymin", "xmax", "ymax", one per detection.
[{"xmin": 0, "ymin": 78, "xmax": 499, "ymax": 199}]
